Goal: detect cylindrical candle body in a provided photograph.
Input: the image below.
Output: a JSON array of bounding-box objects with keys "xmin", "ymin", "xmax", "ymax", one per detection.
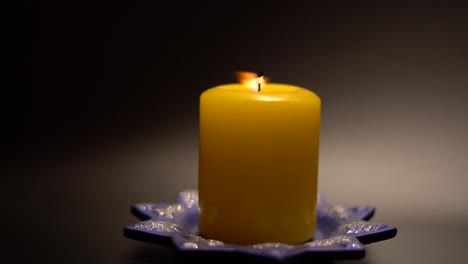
[{"xmin": 198, "ymin": 83, "xmax": 321, "ymax": 245}]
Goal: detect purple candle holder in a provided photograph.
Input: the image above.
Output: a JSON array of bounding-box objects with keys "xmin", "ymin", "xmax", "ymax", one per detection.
[{"xmin": 124, "ymin": 190, "xmax": 397, "ymax": 262}]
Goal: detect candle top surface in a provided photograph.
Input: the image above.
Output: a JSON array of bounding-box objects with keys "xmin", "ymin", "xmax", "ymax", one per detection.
[{"xmin": 202, "ymin": 83, "xmax": 320, "ymax": 103}]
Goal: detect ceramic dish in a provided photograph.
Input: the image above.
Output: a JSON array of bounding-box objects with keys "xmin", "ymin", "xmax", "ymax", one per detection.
[{"xmin": 124, "ymin": 190, "xmax": 397, "ymax": 261}]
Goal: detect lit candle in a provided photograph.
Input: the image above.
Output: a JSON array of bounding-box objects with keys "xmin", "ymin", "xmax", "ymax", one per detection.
[{"xmin": 198, "ymin": 72, "xmax": 321, "ymax": 245}]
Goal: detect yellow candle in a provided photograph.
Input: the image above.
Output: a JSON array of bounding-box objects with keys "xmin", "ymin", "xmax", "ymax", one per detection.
[{"xmin": 198, "ymin": 74, "xmax": 321, "ymax": 245}]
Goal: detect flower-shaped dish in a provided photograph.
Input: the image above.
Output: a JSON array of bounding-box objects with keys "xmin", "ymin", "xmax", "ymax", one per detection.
[{"xmin": 124, "ymin": 190, "xmax": 397, "ymax": 262}]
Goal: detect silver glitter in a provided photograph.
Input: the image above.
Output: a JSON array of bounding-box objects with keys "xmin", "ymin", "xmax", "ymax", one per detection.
[
  {"xmin": 176, "ymin": 232, "xmax": 224, "ymax": 247},
  {"xmin": 305, "ymin": 236, "xmax": 363, "ymax": 249},
  {"xmin": 327, "ymin": 206, "xmax": 352, "ymax": 221},
  {"xmin": 251, "ymin": 243, "xmax": 293, "ymax": 250},
  {"xmin": 335, "ymin": 221, "xmax": 380, "ymax": 235},
  {"xmin": 317, "ymin": 194, "xmax": 353, "ymax": 221},
  {"xmin": 133, "ymin": 220, "xmax": 180, "ymax": 233},
  {"xmin": 178, "ymin": 190, "xmax": 199, "ymax": 209},
  {"xmin": 249, "ymin": 243, "xmax": 293, "ymax": 256},
  {"xmin": 182, "ymin": 242, "xmax": 198, "ymax": 249},
  {"xmin": 153, "ymin": 204, "xmax": 185, "ymax": 219}
]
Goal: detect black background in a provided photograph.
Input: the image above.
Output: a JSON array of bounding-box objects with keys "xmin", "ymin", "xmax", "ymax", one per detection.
[{"xmin": 8, "ymin": 1, "xmax": 468, "ymax": 263}]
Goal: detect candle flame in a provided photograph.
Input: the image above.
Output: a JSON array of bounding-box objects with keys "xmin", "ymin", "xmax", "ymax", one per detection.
[{"xmin": 235, "ymin": 71, "xmax": 269, "ymax": 91}]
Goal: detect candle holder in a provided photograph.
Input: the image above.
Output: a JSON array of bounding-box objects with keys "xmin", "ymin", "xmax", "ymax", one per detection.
[{"xmin": 123, "ymin": 190, "xmax": 397, "ymax": 262}]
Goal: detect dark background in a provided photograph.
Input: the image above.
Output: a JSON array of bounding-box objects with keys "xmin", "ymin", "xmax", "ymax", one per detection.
[{"xmin": 8, "ymin": 1, "xmax": 468, "ymax": 263}]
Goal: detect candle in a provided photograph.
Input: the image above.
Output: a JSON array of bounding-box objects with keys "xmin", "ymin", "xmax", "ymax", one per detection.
[{"xmin": 198, "ymin": 72, "xmax": 321, "ymax": 245}]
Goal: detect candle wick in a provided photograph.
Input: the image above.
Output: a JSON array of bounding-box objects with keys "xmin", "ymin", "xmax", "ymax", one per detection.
[{"xmin": 257, "ymin": 72, "xmax": 264, "ymax": 92}]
